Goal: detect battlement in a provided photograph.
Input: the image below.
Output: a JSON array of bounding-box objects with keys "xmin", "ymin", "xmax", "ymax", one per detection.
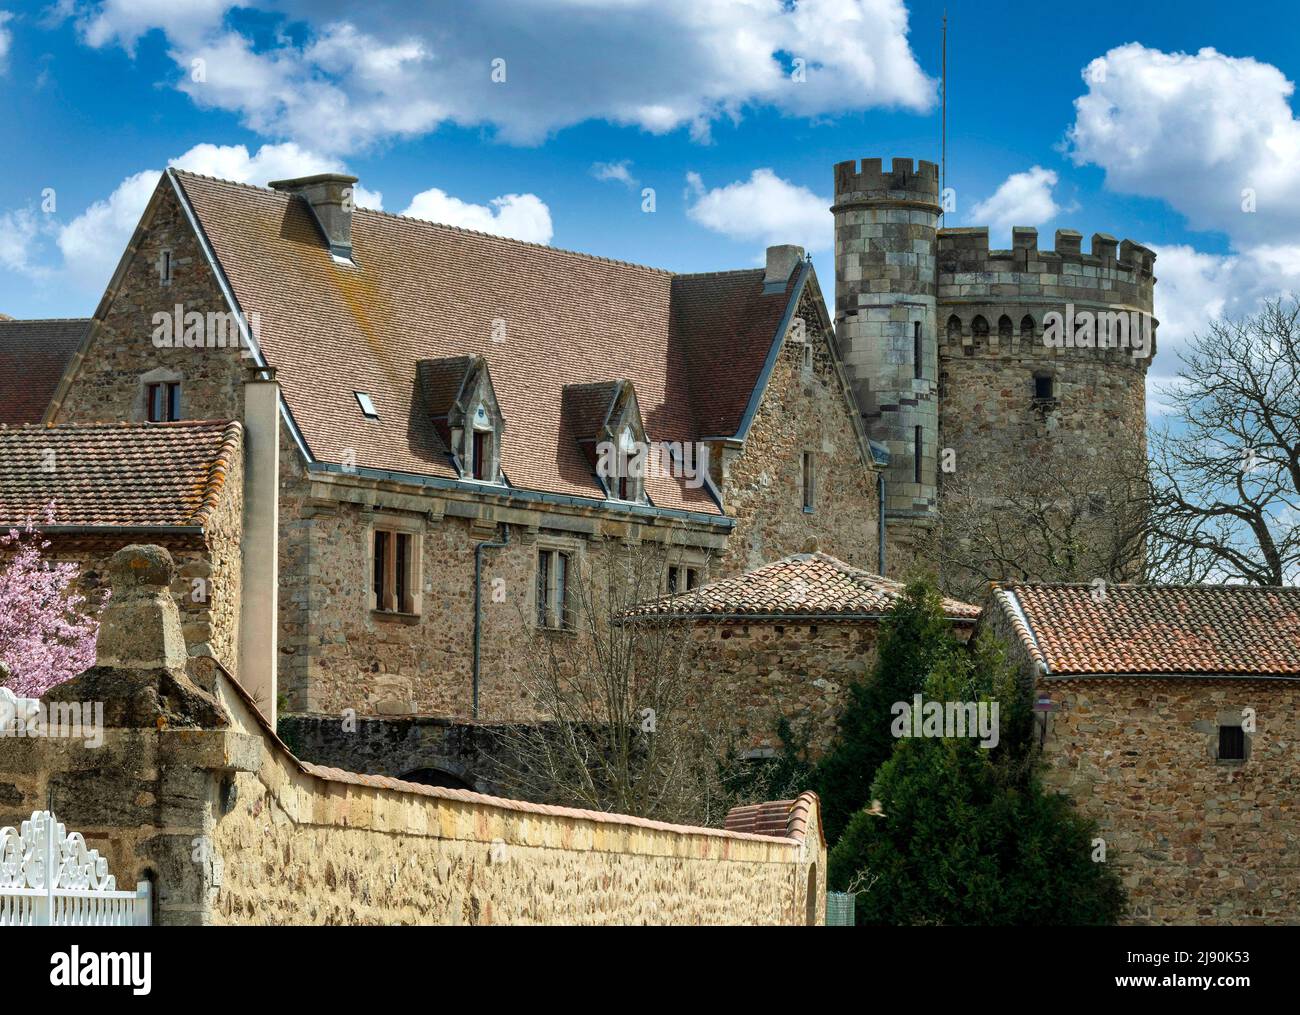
[
  {"xmin": 939, "ymin": 227, "xmax": 1156, "ymax": 277},
  {"xmin": 833, "ymin": 157, "xmax": 940, "ymax": 206}
]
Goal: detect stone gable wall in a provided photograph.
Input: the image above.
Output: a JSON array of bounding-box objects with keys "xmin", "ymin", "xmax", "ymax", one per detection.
[{"xmin": 721, "ymin": 290, "xmax": 881, "ymax": 576}]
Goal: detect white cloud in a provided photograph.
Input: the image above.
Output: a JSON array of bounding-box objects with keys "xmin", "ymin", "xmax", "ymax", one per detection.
[
  {"xmin": 56, "ymin": 168, "xmax": 162, "ymax": 293},
  {"xmin": 967, "ymin": 166, "xmax": 1062, "ymax": 242},
  {"xmin": 401, "ymin": 189, "xmax": 553, "ymax": 245},
  {"xmin": 1068, "ymin": 43, "xmax": 1300, "ymax": 246},
  {"xmin": 0, "ymin": 10, "xmax": 14, "ymax": 74},
  {"xmin": 62, "ymin": 0, "xmax": 935, "ymax": 153},
  {"xmin": 166, "ymin": 141, "xmax": 384, "ymax": 209},
  {"xmin": 0, "ymin": 208, "xmax": 43, "ymax": 274},
  {"xmin": 592, "ymin": 161, "xmax": 639, "ymax": 188},
  {"xmin": 686, "ymin": 168, "xmax": 830, "ymax": 255},
  {"xmin": 1067, "ymin": 42, "xmax": 1300, "ymax": 410}
]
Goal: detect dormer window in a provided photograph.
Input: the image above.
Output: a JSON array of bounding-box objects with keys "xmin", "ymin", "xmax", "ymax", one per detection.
[{"xmin": 613, "ymin": 426, "xmax": 644, "ymax": 502}]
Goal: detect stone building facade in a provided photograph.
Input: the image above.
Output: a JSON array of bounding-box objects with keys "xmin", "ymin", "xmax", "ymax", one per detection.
[
  {"xmin": 987, "ymin": 582, "xmax": 1300, "ymax": 924},
  {"xmin": 0, "ymin": 545, "xmax": 827, "ymax": 926}
]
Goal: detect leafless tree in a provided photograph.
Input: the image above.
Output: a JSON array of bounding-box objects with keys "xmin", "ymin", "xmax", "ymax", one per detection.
[
  {"xmin": 929, "ymin": 440, "xmax": 1153, "ymax": 603},
  {"xmin": 489, "ymin": 534, "xmax": 736, "ymax": 826},
  {"xmin": 1149, "ymin": 298, "xmax": 1300, "ymax": 586}
]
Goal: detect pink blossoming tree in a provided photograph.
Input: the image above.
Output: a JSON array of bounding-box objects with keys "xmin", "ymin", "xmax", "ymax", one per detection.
[{"xmin": 0, "ymin": 517, "xmax": 102, "ymax": 697}]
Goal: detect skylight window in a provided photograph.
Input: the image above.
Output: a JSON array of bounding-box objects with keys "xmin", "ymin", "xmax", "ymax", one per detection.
[{"xmin": 355, "ymin": 392, "xmax": 379, "ymax": 419}]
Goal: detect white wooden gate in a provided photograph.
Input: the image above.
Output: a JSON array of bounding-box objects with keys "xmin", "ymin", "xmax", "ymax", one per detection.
[{"xmin": 0, "ymin": 811, "xmax": 150, "ymax": 926}]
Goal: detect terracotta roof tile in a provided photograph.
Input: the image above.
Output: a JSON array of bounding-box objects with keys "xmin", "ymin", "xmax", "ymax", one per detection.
[
  {"xmin": 0, "ymin": 319, "xmax": 89, "ymax": 425},
  {"xmin": 172, "ymin": 171, "xmax": 801, "ymax": 516},
  {"xmin": 626, "ymin": 551, "xmax": 980, "ymax": 622},
  {"xmin": 724, "ymin": 792, "xmax": 825, "ymax": 846},
  {"xmin": 995, "ymin": 584, "xmax": 1300, "ymax": 677},
  {"xmin": 0, "ymin": 420, "xmax": 241, "ymax": 529}
]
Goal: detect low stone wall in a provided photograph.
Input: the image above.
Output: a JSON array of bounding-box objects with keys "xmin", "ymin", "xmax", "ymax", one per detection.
[{"xmin": 1, "ymin": 544, "xmax": 825, "ymax": 926}]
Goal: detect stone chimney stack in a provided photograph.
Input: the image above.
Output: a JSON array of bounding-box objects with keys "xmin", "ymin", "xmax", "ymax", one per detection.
[
  {"xmin": 763, "ymin": 244, "xmax": 805, "ymax": 293},
  {"xmin": 239, "ymin": 367, "xmax": 280, "ymax": 728},
  {"xmin": 269, "ymin": 173, "xmax": 359, "ymax": 261}
]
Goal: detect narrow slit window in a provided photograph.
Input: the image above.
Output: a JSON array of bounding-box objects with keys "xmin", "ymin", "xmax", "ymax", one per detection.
[
  {"xmin": 914, "ymin": 426, "xmax": 923, "ymax": 484},
  {"xmin": 913, "ymin": 321, "xmax": 923, "ymax": 380},
  {"xmin": 801, "ymin": 451, "xmax": 815, "ymax": 512}
]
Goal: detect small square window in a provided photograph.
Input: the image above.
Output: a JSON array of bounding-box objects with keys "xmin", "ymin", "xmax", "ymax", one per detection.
[
  {"xmin": 147, "ymin": 382, "xmax": 181, "ymax": 422},
  {"xmin": 1034, "ymin": 375, "xmax": 1055, "ymax": 401},
  {"xmin": 1218, "ymin": 725, "xmax": 1246, "ymax": 762},
  {"xmin": 355, "ymin": 392, "xmax": 379, "ymax": 419}
]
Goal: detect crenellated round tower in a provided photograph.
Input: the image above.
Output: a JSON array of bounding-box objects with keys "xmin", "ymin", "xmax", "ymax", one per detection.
[
  {"xmin": 832, "ymin": 157, "xmax": 942, "ymax": 570},
  {"xmin": 833, "ymin": 155, "xmax": 1156, "ymax": 582}
]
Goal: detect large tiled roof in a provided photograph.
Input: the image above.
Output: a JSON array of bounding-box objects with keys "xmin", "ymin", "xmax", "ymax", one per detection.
[
  {"xmin": 994, "ymin": 584, "xmax": 1300, "ymax": 678},
  {"xmin": 0, "ymin": 420, "xmax": 241, "ymax": 529},
  {"xmin": 172, "ymin": 171, "xmax": 804, "ymax": 515},
  {"xmin": 0, "ymin": 319, "xmax": 89, "ymax": 425},
  {"xmin": 625, "ymin": 551, "xmax": 980, "ymax": 622}
]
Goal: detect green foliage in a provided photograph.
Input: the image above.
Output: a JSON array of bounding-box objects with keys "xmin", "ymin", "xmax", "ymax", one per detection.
[
  {"xmin": 720, "ymin": 716, "xmax": 817, "ymax": 806},
  {"xmin": 814, "ymin": 579, "xmax": 963, "ymax": 842},
  {"xmin": 826, "ymin": 631, "xmax": 1125, "ymax": 926}
]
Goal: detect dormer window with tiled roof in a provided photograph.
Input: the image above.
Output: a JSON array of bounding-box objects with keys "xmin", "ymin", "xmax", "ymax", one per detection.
[{"xmin": 417, "ymin": 355, "xmax": 504, "ymax": 486}]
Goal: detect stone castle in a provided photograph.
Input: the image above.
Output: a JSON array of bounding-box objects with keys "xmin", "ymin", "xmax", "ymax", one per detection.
[{"xmin": 832, "ymin": 157, "xmax": 1154, "ymax": 572}]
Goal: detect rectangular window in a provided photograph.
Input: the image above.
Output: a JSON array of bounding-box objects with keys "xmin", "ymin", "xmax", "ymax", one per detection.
[
  {"xmin": 913, "ymin": 321, "xmax": 923, "ymax": 380},
  {"xmin": 537, "ymin": 549, "xmax": 572, "ymax": 629},
  {"xmin": 1219, "ymin": 725, "xmax": 1246, "ymax": 762},
  {"xmin": 472, "ymin": 430, "xmax": 488, "ymax": 480},
  {"xmin": 372, "ymin": 527, "xmax": 418, "ymax": 614},
  {"xmin": 666, "ymin": 565, "xmax": 701, "ymax": 595},
  {"xmin": 160, "ymin": 249, "xmax": 173, "ymax": 284},
  {"xmin": 1035, "ymin": 374, "xmax": 1055, "ymax": 401},
  {"xmin": 801, "ymin": 451, "xmax": 815, "ymax": 513},
  {"xmin": 147, "ymin": 382, "xmax": 181, "ymax": 422},
  {"xmin": 914, "ymin": 426, "xmax": 923, "ymax": 484}
]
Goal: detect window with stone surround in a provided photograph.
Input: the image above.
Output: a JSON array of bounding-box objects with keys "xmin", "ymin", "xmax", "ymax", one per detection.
[
  {"xmin": 666, "ymin": 561, "xmax": 704, "ymax": 595},
  {"xmin": 370, "ymin": 517, "xmax": 423, "ymax": 616},
  {"xmin": 1034, "ymin": 373, "xmax": 1056, "ymax": 402},
  {"xmin": 801, "ymin": 451, "xmax": 815, "ymax": 513},
  {"xmin": 1218, "ymin": 723, "xmax": 1247, "ymax": 763},
  {"xmin": 146, "ymin": 381, "xmax": 181, "ymax": 422},
  {"xmin": 536, "ymin": 547, "xmax": 573, "ymax": 630}
]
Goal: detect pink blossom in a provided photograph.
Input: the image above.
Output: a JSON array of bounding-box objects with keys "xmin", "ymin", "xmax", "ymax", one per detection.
[{"xmin": 0, "ymin": 515, "xmax": 103, "ymax": 698}]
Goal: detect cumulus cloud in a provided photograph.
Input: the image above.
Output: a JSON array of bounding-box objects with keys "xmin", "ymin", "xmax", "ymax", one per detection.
[
  {"xmin": 686, "ymin": 169, "xmax": 830, "ymax": 255},
  {"xmin": 1067, "ymin": 43, "xmax": 1300, "ymax": 404},
  {"xmin": 591, "ymin": 161, "xmax": 639, "ymax": 189},
  {"xmin": 61, "ymin": 0, "xmax": 934, "ymax": 152},
  {"xmin": 0, "ymin": 208, "xmax": 43, "ymax": 274},
  {"xmin": 401, "ymin": 189, "xmax": 553, "ymax": 244},
  {"xmin": 1068, "ymin": 43, "xmax": 1300, "ymax": 247},
  {"xmin": 967, "ymin": 166, "xmax": 1062, "ymax": 242}
]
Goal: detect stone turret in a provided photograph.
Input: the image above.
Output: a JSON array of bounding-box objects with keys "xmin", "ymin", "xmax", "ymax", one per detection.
[{"xmin": 832, "ymin": 158, "xmax": 942, "ymax": 566}]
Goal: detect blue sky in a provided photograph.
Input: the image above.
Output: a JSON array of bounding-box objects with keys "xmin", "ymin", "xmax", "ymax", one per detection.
[{"xmin": 3, "ymin": 0, "xmax": 1300, "ymax": 395}]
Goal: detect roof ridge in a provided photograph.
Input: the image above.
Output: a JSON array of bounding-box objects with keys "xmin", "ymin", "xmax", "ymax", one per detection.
[
  {"xmin": 0, "ymin": 317, "xmax": 93, "ymax": 324},
  {"xmin": 1008, "ymin": 582, "xmax": 1300, "ymax": 592},
  {"xmin": 171, "ymin": 168, "xmax": 684, "ymax": 278},
  {"xmin": 191, "ymin": 420, "xmax": 244, "ymax": 527},
  {"xmin": 674, "ymin": 267, "xmax": 767, "ymax": 280},
  {"xmin": 3, "ymin": 418, "xmax": 235, "ymax": 432}
]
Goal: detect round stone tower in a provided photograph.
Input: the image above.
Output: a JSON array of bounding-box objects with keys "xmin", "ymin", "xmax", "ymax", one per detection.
[{"xmin": 832, "ymin": 157, "xmax": 942, "ymax": 571}]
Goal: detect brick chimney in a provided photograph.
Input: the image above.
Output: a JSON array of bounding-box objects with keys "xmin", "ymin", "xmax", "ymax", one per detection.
[
  {"xmin": 763, "ymin": 244, "xmax": 805, "ymax": 293},
  {"xmin": 269, "ymin": 173, "xmax": 359, "ymax": 261}
]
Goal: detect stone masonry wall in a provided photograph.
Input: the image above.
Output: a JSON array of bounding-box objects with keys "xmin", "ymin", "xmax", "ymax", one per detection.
[
  {"xmin": 1037, "ymin": 677, "xmax": 1300, "ymax": 926},
  {"xmin": 690, "ymin": 621, "xmax": 878, "ymax": 758},
  {"xmin": 721, "ymin": 287, "xmax": 882, "ymax": 576}
]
